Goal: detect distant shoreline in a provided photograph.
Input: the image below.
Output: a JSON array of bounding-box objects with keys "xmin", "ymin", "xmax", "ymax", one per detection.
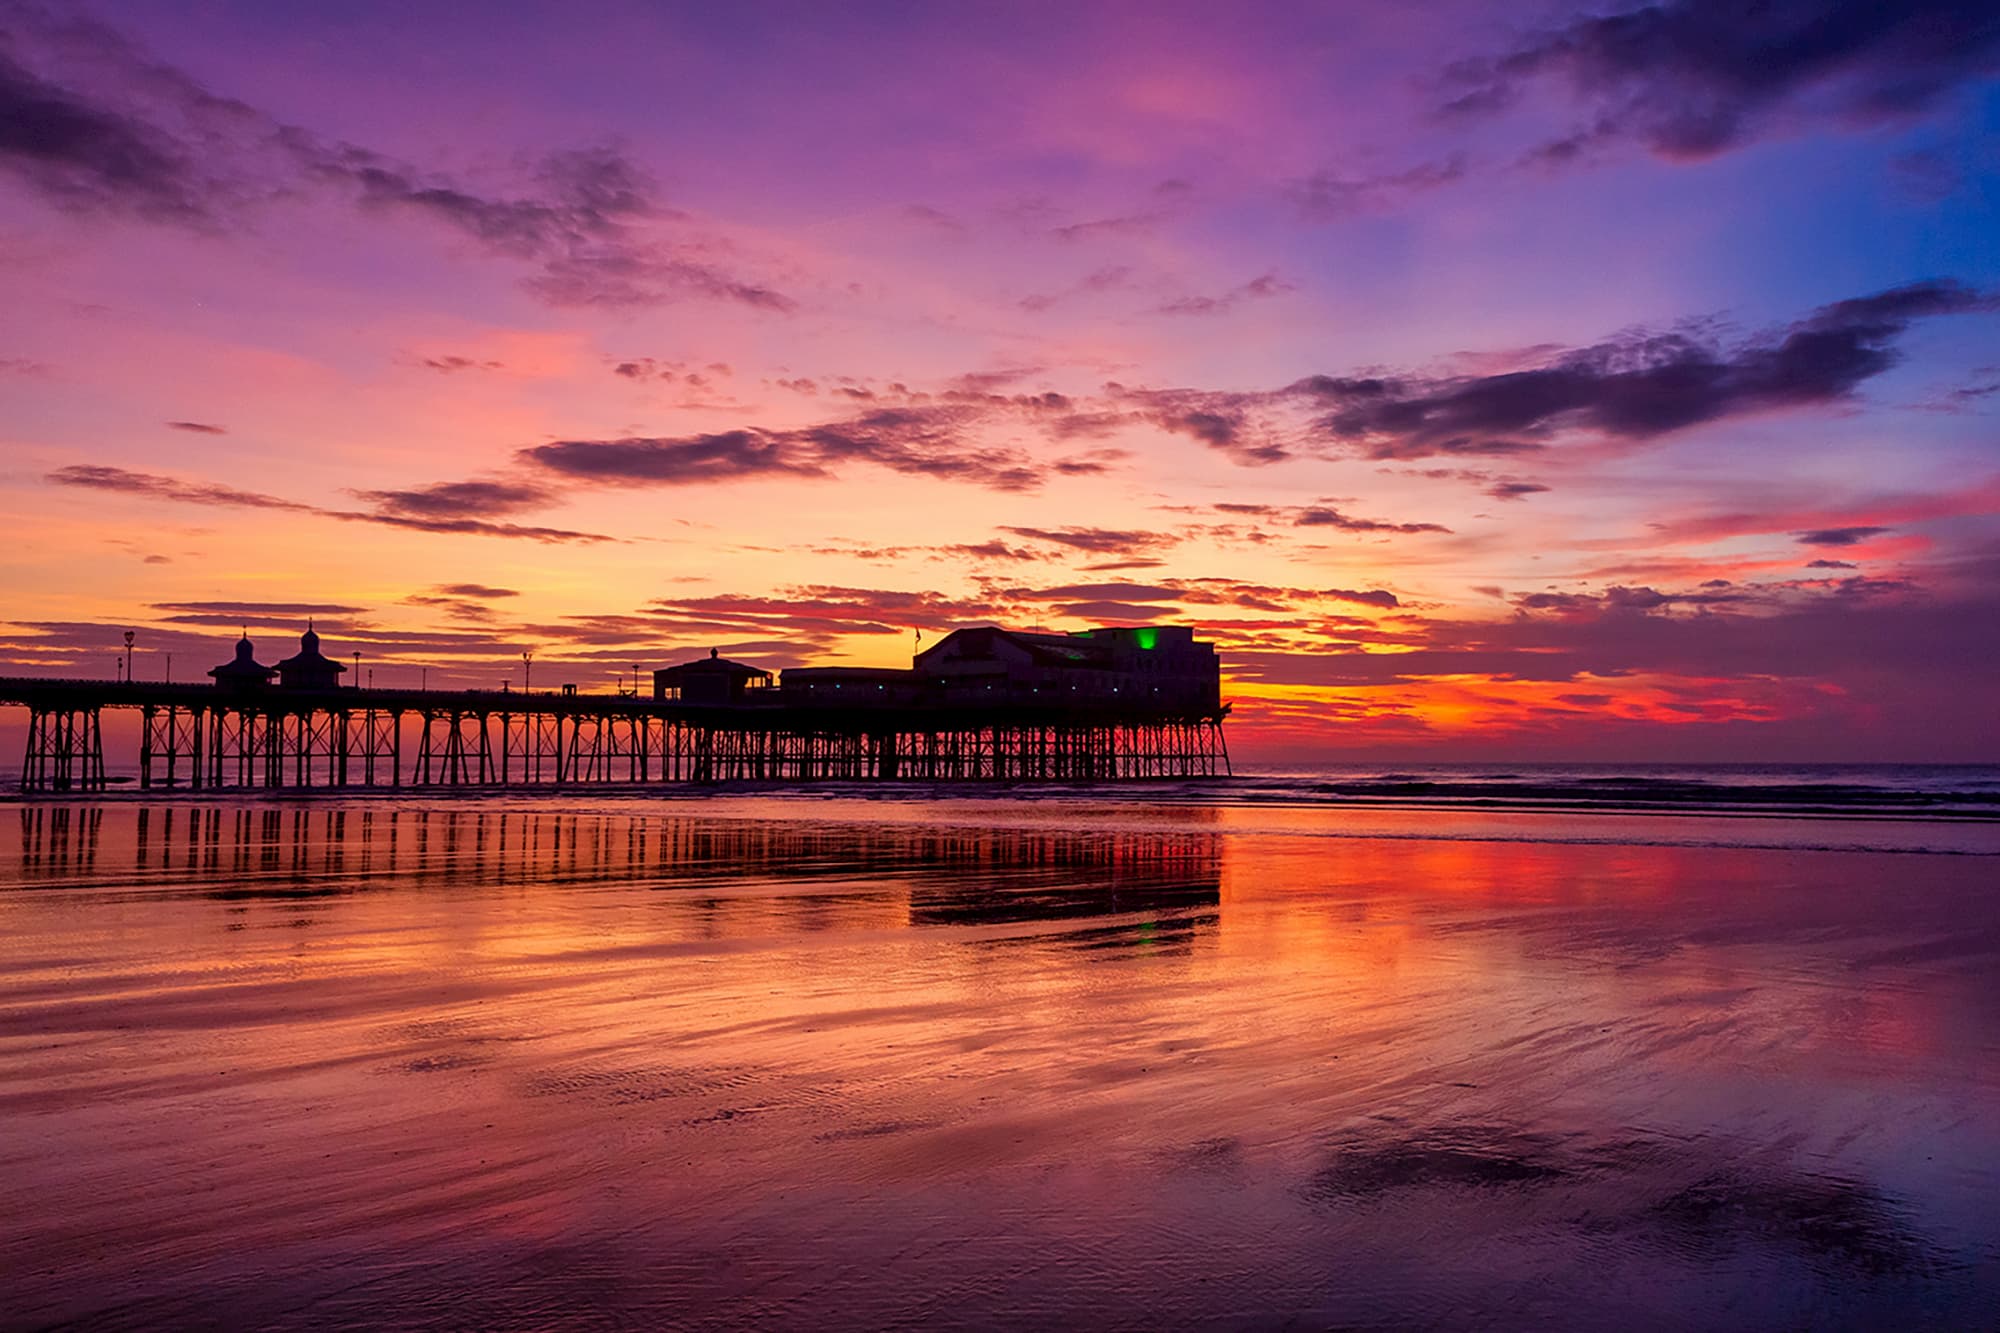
[{"xmin": 3, "ymin": 776, "xmax": 1995, "ymax": 824}]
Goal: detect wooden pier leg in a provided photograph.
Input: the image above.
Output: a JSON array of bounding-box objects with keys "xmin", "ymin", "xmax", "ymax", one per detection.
[
  {"xmin": 140, "ymin": 705, "xmax": 156, "ymax": 789},
  {"xmin": 21, "ymin": 710, "xmax": 45, "ymax": 793},
  {"xmin": 57, "ymin": 711, "xmax": 77, "ymax": 791},
  {"xmin": 170, "ymin": 708, "xmax": 187, "ymax": 788},
  {"xmin": 160, "ymin": 708, "xmax": 178, "ymax": 789},
  {"xmin": 86, "ymin": 709, "xmax": 105, "ymax": 791},
  {"xmin": 444, "ymin": 712, "xmax": 465, "ymax": 785},
  {"xmin": 417, "ymin": 711, "xmax": 436, "ymax": 785},
  {"xmin": 47, "ymin": 712, "xmax": 67, "ymax": 791}
]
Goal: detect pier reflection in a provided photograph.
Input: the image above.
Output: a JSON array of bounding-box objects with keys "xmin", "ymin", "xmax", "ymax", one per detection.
[{"xmin": 8, "ymin": 802, "xmax": 1222, "ymax": 940}]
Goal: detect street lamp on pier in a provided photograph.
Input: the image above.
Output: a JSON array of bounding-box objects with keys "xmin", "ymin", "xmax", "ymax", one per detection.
[
  {"xmin": 522, "ymin": 649, "xmax": 534, "ymax": 694},
  {"xmin": 353, "ymin": 651, "xmax": 361, "ymax": 688},
  {"xmin": 122, "ymin": 630, "xmax": 135, "ymax": 683}
]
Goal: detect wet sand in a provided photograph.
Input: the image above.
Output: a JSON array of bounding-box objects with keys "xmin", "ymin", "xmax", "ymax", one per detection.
[{"xmin": 2, "ymin": 798, "xmax": 1997, "ymax": 1329}]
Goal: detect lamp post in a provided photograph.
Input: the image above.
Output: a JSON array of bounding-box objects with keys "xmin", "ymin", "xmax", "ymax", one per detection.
[
  {"xmin": 632, "ymin": 664, "xmax": 641, "ymax": 697},
  {"xmin": 123, "ymin": 630, "xmax": 135, "ymax": 684},
  {"xmin": 353, "ymin": 651, "xmax": 361, "ymax": 689},
  {"xmin": 522, "ymin": 650, "xmax": 534, "ymax": 694}
]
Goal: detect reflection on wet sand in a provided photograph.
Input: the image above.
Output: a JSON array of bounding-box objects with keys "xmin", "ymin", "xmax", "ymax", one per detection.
[
  {"xmin": 14, "ymin": 803, "xmax": 1225, "ymax": 936},
  {"xmin": 1, "ymin": 800, "xmax": 1996, "ymax": 1329}
]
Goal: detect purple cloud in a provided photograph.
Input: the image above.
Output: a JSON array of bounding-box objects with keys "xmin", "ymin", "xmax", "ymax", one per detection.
[{"xmin": 1445, "ymin": 0, "xmax": 2000, "ymax": 162}]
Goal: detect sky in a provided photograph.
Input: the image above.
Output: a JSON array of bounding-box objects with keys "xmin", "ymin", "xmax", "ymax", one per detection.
[{"xmin": 1, "ymin": 0, "xmax": 1997, "ymax": 762}]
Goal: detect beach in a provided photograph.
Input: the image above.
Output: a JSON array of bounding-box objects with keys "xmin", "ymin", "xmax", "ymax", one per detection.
[
  {"xmin": 9, "ymin": 0, "xmax": 1998, "ymax": 1323},
  {"xmin": 2, "ymin": 791, "xmax": 1997, "ymax": 1329}
]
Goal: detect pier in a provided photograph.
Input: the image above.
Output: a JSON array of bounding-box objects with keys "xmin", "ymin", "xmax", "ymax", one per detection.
[
  {"xmin": 1, "ymin": 623, "xmax": 1230, "ymax": 793},
  {"xmin": 2, "ymin": 678, "xmax": 1228, "ymax": 792}
]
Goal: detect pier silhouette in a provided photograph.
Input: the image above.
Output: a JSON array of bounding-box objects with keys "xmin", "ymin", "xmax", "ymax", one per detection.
[{"xmin": 2, "ymin": 625, "xmax": 1231, "ymax": 793}]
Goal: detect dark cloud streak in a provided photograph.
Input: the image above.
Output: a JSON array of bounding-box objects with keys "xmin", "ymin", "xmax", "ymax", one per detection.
[
  {"xmin": 49, "ymin": 464, "xmax": 312, "ymax": 512},
  {"xmin": 1288, "ymin": 157, "xmax": 1467, "ymax": 220},
  {"xmin": 47, "ymin": 464, "xmax": 610, "ymax": 543},
  {"xmin": 1445, "ymin": 0, "xmax": 2000, "ymax": 162},
  {"xmin": 1001, "ymin": 526, "xmax": 1172, "ymax": 554},
  {"xmin": 353, "ymin": 480, "xmax": 555, "ymax": 520},
  {"xmin": 1295, "ymin": 506, "xmax": 1451, "ymax": 534},
  {"xmin": 0, "ymin": 48, "xmax": 215, "ymax": 221},
  {"xmin": 1294, "ymin": 282, "xmax": 1993, "ymax": 458},
  {"xmin": 1797, "ymin": 525, "xmax": 1890, "ymax": 546},
  {"xmin": 525, "ymin": 405, "xmax": 1055, "ymax": 493},
  {"xmin": 0, "ymin": 15, "xmax": 790, "ymax": 311}
]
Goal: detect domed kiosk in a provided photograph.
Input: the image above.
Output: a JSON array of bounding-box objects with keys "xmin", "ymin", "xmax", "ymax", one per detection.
[
  {"xmin": 275, "ymin": 624, "xmax": 347, "ymax": 691},
  {"xmin": 207, "ymin": 633, "xmax": 276, "ymax": 694}
]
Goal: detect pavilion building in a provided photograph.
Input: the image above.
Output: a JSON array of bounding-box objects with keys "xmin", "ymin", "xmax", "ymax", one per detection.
[
  {"xmin": 207, "ymin": 633, "xmax": 277, "ymax": 693},
  {"xmin": 274, "ymin": 625, "xmax": 347, "ymax": 691},
  {"xmin": 653, "ymin": 648, "xmax": 775, "ymax": 706}
]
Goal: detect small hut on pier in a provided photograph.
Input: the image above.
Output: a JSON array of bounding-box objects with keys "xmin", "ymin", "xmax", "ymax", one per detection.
[
  {"xmin": 653, "ymin": 649, "xmax": 774, "ymax": 706},
  {"xmin": 207, "ymin": 633, "xmax": 276, "ymax": 693},
  {"xmin": 275, "ymin": 625, "xmax": 347, "ymax": 691}
]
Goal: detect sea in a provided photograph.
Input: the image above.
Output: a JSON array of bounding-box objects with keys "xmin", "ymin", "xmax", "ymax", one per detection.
[{"xmin": 2, "ymin": 763, "xmax": 1996, "ymax": 1328}]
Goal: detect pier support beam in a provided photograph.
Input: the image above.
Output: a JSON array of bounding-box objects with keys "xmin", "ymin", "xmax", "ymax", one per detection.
[{"xmin": 21, "ymin": 706, "xmax": 106, "ymax": 793}]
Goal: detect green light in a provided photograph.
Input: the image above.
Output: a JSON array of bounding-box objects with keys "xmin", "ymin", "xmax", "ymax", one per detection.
[{"xmin": 1134, "ymin": 627, "xmax": 1158, "ymax": 649}]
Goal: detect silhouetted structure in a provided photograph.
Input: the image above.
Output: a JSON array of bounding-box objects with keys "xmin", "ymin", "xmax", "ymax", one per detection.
[
  {"xmin": 653, "ymin": 649, "xmax": 774, "ymax": 705},
  {"xmin": 4, "ymin": 622, "xmax": 1229, "ymax": 792},
  {"xmin": 207, "ymin": 633, "xmax": 276, "ymax": 693},
  {"xmin": 782, "ymin": 665, "xmax": 925, "ymax": 704},
  {"xmin": 916, "ymin": 625, "xmax": 1220, "ymax": 712},
  {"xmin": 783, "ymin": 626, "xmax": 1220, "ymax": 712},
  {"xmin": 275, "ymin": 625, "xmax": 346, "ymax": 690}
]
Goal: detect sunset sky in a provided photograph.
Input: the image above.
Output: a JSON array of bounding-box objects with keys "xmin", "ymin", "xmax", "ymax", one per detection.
[{"xmin": 2, "ymin": 0, "xmax": 1996, "ymax": 761}]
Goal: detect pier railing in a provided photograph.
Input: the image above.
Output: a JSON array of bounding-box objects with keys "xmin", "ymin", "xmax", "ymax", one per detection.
[{"xmin": 0, "ymin": 678, "xmax": 1229, "ymax": 793}]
